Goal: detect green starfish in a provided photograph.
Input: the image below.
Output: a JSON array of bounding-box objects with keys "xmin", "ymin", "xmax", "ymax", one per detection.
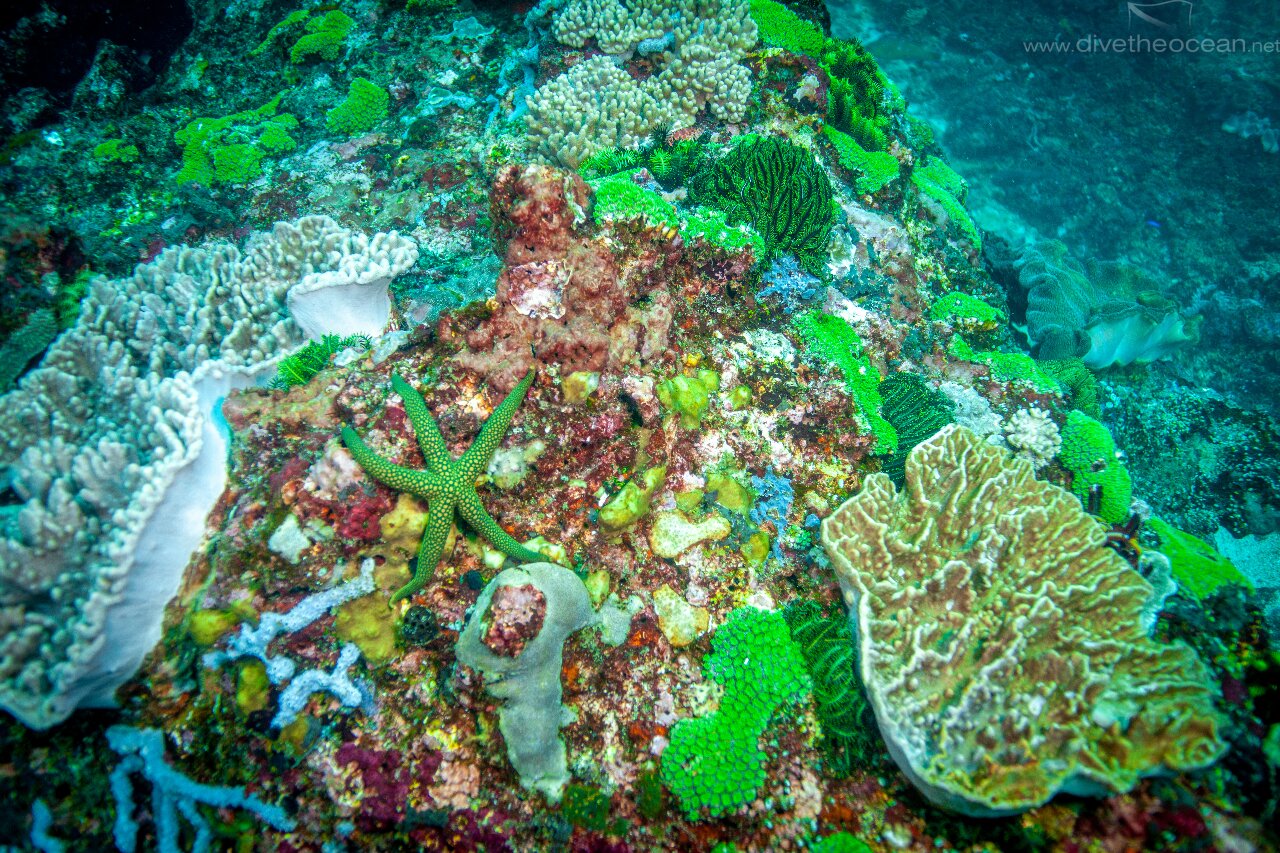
[{"xmin": 341, "ymin": 370, "xmax": 546, "ymax": 603}]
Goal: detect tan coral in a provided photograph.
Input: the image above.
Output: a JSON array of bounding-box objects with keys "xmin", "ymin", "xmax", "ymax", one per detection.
[{"xmin": 822, "ymin": 424, "xmax": 1225, "ymax": 816}]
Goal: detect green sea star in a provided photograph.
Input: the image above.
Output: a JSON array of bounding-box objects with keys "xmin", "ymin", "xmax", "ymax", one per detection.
[{"xmin": 341, "ymin": 370, "xmax": 546, "ymax": 603}]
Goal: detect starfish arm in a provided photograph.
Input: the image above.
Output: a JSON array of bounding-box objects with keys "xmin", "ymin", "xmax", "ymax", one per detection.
[
  {"xmin": 457, "ymin": 493, "xmax": 547, "ymax": 564},
  {"xmin": 341, "ymin": 426, "xmax": 445, "ymax": 500},
  {"xmin": 391, "ymin": 373, "xmax": 453, "ymax": 471},
  {"xmin": 459, "ymin": 369, "xmax": 536, "ymax": 480},
  {"xmin": 390, "ymin": 499, "xmax": 456, "ymax": 604}
]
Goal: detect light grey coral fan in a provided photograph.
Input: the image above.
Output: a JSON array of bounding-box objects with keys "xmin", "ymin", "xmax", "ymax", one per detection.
[{"xmin": 0, "ymin": 216, "xmax": 417, "ymax": 729}]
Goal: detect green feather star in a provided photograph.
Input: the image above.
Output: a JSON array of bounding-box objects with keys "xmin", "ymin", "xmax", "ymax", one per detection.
[{"xmin": 341, "ymin": 369, "xmax": 546, "ymax": 603}]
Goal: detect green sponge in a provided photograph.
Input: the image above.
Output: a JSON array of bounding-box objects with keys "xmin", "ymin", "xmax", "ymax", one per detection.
[
  {"xmin": 327, "ymin": 78, "xmax": 390, "ymax": 135},
  {"xmin": 1148, "ymin": 517, "xmax": 1253, "ymax": 600},
  {"xmin": 661, "ymin": 607, "xmax": 810, "ymax": 819},
  {"xmin": 1059, "ymin": 410, "xmax": 1133, "ymax": 523},
  {"xmin": 793, "ymin": 311, "xmax": 898, "ymax": 453}
]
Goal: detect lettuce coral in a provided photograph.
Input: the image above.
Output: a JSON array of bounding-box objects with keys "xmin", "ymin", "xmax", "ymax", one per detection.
[{"xmin": 822, "ymin": 425, "xmax": 1225, "ymax": 816}]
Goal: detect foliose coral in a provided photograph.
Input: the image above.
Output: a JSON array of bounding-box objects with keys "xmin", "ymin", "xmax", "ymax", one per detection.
[
  {"xmin": 0, "ymin": 217, "xmax": 416, "ymax": 729},
  {"xmin": 822, "ymin": 425, "xmax": 1225, "ymax": 816}
]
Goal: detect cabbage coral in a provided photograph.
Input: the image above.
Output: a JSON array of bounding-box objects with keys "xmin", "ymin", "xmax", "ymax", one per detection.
[{"xmin": 821, "ymin": 424, "xmax": 1225, "ymax": 816}]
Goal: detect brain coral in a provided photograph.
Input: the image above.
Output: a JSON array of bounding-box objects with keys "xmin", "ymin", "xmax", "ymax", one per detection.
[{"xmin": 821, "ymin": 424, "xmax": 1225, "ymax": 816}]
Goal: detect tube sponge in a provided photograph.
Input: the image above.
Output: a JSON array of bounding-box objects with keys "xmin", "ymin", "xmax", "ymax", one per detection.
[{"xmin": 455, "ymin": 563, "xmax": 598, "ymax": 801}]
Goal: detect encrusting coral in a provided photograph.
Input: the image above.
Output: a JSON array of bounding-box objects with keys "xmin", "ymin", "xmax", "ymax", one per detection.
[
  {"xmin": 341, "ymin": 370, "xmax": 549, "ymax": 603},
  {"xmin": 822, "ymin": 424, "xmax": 1225, "ymax": 816}
]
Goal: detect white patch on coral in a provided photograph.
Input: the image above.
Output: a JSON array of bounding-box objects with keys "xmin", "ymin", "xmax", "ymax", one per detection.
[{"xmin": 1003, "ymin": 407, "xmax": 1061, "ymax": 470}]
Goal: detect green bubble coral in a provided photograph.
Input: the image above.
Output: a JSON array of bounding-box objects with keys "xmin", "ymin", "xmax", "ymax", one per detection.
[
  {"xmin": 326, "ymin": 77, "xmax": 390, "ymax": 136},
  {"xmin": 174, "ymin": 95, "xmax": 298, "ymax": 186},
  {"xmin": 661, "ymin": 607, "xmax": 810, "ymax": 819},
  {"xmin": 1059, "ymin": 410, "xmax": 1133, "ymax": 523}
]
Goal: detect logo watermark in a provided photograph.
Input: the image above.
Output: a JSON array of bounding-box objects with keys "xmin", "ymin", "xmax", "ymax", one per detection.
[{"xmin": 1021, "ymin": 1, "xmax": 1277, "ymax": 55}]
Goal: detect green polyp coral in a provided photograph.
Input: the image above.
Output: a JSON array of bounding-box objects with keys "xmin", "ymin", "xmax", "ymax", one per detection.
[
  {"xmin": 689, "ymin": 135, "xmax": 836, "ymax": 277},
  {"xmin": 913, "ymin": 157, "xmax": 982, "ymax": 250},
  {"xmin": 749, "ymin": 0, "xmax": 825, "ymax": 56},
  {"xmin": 249, "ymin": 9, "xmax": 310, "ymax": 56},
  {"xmin": 341, "ymin": 370, "xmax": 548, "ymax": 603},
  {"xmin": 792, "ymin": 311, "xmax": 897, "ymax": 453},
  {"xmin": 92, "ymin": 138, "xmax": 139, "ymax": 164},
  {"xmin": 1059, "ymin": 410, "xmax": 1134, "ymax": 524},
  {"xmin": 598, "ymin": 465, "xmax": 666, "ymax": 532},
  {"xmin": 589, "ymin": 171, "xmax": 678, "ymax": 227},
  {"xmin": 289, "ymin": 10, "xmax": 355, "ymax": 63},
  {"xmin": 949, "ymin": 336, "xmax": 1061, "ymax": 392},
  {"xmin": 174, "ymin": 95, "xmax": 299, "ymax": 186},
  {"xmin": 812, "ymin": 833, "xmax": 874, "ymax": 853},
  {"xmin": 820, "ymin": 125, "xmax": 899, "ymax": 194},
  {"xmin": 1147, "ymin": 517, "xmax": 1253, "ymax": 600},
  {"xmin": 327, "ymin": 77, "xmax": 389, "ymax": 135},
  {"xmin": 588, "ymin": 171, "xmax": 765, "ymax": 259},
  {"xmin": 657, "ymin": 369, "xmax": 720, "ymax": 429},
  {"xmin": 660, "ymin": 607, "xmax": 810, "ymax": 819},
  {"xmin": 930, "ymin": 292, "xmax": 1006, "ymax": 326}
]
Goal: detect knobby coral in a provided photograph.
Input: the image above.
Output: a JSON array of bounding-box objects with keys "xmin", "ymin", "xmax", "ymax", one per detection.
[{"xmin": 822, "ymin": 424, "xmax": 1225, "ymax": 816}]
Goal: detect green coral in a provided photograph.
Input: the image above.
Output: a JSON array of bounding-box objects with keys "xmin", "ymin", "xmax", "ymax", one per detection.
[
  {"xmin": 249, "ymin": 9, "xmax": 310, "ymax": 56},
  {"xmin": 326, "ymin": 77, "xmax": 389, "ymax": 136},
  {"xmin": 174, "ymin": 95, "xmax": 298, "ymax": 186},
  {"xmin": 689, "ymin": 135, "xmax": 836, "ymax": 277},
  {"xmin": 812, "ymin": 833, "xmax": 874, "ymax": 853},
  {"xmin": 92, "ymin": 138, "xmax": 139, "ymax": 164},
  {"xmin": 912, "ymin": 157, "xmax": 981, "ymax": 250},
  {"xmin": 878, "ymin": 373, "xmax": 955, "ymax": 488},
  {"xmin": 0, "ymin": 309, "xmax": 57, "ymax": 391},
  {"xmin": 289, "ymin": 10, "xmax": 355, "ymax": 63},
  {"xmin": 820, "ymin": 125, "xmax": 898, "ymax": 194},
  {"xmin": 660, "ymin": 607, "xmax": 810, "ymax": 819},
  {"xmin": 782, "ymin": 601, "xmax": 881, "ymax": 777},
  {"xmin": 589, "ymin": 172, "xmax": 765, "ymax": 258},
  {"xmin": 657, "ymin": 369, "xmax": 720, "ymax": 429},
  {"xmin": 1147, "ymin": 517, "xmax": 1253, "ymax": 600},
  {"xmin": 929, "ymin": 292, "xmax": 1005, "ymax": 325},
  {"xmin": 561, "ymin": 783, "xmax": 627, "ymax": 835},
  {"xmin": 271, "ymin": 334, "xmax": 372, "ymax": 390},
  {"xmin": 589, "ymin": 171, "xmax": 678, "ymax": 227},
  {"xmin": 792, "ymin": 311, "xmax": 897, "ymax": 453},
  {"xmin": 1058, "ymin": 410, "xmax": 1133, "ymax": 524},
  {"xmin": 949, "ymin": 336, "xmax": 1061, "ymax": 392},
  {"xmin": 749, "ymin": 0, "xmax": 825, "ymax": 56}
]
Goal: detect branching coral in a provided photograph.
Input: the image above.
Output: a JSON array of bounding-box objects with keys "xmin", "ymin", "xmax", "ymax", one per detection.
[
  {"xmin": 529, "ymin": 0, "xmax": 757, "ymax": 167},
  {"xmin": 822, "ymin": 425, "xmax": 1225, "ymax": 816}
]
